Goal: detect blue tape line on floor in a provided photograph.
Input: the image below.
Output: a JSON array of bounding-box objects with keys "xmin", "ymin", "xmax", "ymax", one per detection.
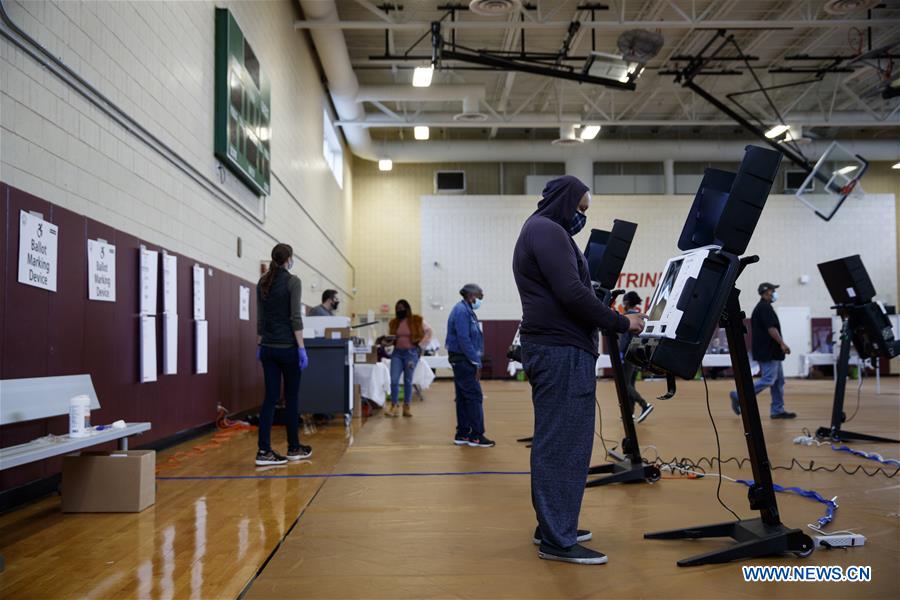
[{"xmin": 157, "ymin": 470, "xmax": 531, "ymax": 480}]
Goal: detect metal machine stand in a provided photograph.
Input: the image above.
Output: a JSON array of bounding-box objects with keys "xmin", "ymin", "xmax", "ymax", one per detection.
[
  {"xmin": 815, "ymin": 312, "xmax": 899, "ymax": 444},
  {"xmin": 644, "ymin": 282, "xmax": 813, "ymax": 566},
  {"xmin": 587, "ymin": 291, "xmax": 661, "ymax": 487}
]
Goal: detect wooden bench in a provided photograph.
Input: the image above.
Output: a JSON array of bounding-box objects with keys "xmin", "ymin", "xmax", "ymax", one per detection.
[{"xmin": 0, "ymin": 375, "xmax": 151, "ymax": 471}]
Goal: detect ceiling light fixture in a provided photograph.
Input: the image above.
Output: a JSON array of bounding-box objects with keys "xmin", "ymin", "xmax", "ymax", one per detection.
[
  {"xmin": 412, "ymin": 65, "xmax": 434, "ymax": 88},
  {"xmin": 580, "ymin": 125, "xmax": 601, "ymax": 140},
  {"xmin": 378, "ymin": 159, "xmax": 393, "ymax": 172},
  {"xmin": 892, "ymin": 162, "xmax": 900, "ymax": 170},
  {"xmin": 835, "ymin": 165, "xmax": 859, "ymax": 175},
  {"xmin": 414, "ymin": 126, "xmax": 430, "ymax": 140},
  {"xmin": 764, "ymin": 124, "xmax": 790, "ymax": 139}
]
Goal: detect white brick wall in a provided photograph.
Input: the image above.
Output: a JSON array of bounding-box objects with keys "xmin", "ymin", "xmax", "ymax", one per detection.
[
  {"xmin": 1, "ymin": 0, "xmax": 353, "ymax": 297},
  {"xmin": 421, "ymin": 194, "xmax": 898, "ymax": 345}
]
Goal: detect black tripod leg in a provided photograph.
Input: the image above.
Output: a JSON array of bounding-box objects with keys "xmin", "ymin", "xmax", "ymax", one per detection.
[
  {"xmin": 677, "ymin": 536, "xmax": 788, "ymax": 567},
  {"xmin": 644, "ymin": 520, "xmax": 737, "ymax": 540},
  {"xmin": 832, "ymin": 430, "xmax": 900, "ymax": 444}
]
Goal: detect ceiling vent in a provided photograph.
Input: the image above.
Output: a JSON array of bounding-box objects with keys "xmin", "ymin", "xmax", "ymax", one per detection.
[
  {"xmin": 453, "ymin": 96, "xmax": 489, "ymax": 122},
  {"xmin": 552, "ymin": 125, "xmax": 584, "ymax": 146},
  {"xmin": 824, "ymin": 0, "xmax": 880, "ymax": 15},
  {"xmin": 617, "ymin": 29, "xmax": 664, "ymax": 64},
  {"xmin": 468, "ymin": 0, "xmax": 522, "ymax": 16}
]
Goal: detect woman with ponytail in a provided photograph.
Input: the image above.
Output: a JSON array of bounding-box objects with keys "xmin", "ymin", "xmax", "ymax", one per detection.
[{"xmin": 255, "ymin": 243, "xmax": 311, "ymax": 466}]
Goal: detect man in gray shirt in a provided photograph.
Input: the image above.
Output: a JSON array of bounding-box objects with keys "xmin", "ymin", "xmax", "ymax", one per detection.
[{"xmin": 308, "ymin": 289, "xmax": 339, "ymax": 316}]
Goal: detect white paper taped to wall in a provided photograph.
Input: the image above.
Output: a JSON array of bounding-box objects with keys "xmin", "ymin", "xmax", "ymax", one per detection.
[
  {"xmin": 193, "ymin": 265, "xmax": 206, "ymax": 320},
  {"xmin": 139, "ymin": 247, "xmax": 159, "ymax": 315},
  {"xmin": 163, "ymin": 313, "xmax": 178, "ymax": 375},
  {"xmin": 239, "ymin": 286, "xmax": 250, "ymax": 321},
  {"xmin": 195, "ymin": 320, "xmax": 208, "ymax": 374},
  {"xmin": 163, "ymin": 253, "xmax": 178, "ymax": 313},
  {"xmin": 17, "ymin": 210, "xmax": 59, "ymax": 292},
  {"xmin": 87, "ymin": 239, "xmax": 116, "ymax": 302},
  {"xmin": 140, "ymin": 315, "xmax": 157, "ymax": 383}
]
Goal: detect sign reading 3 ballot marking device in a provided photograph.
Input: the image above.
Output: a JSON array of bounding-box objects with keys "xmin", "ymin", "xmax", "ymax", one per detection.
[
  {"xmin": 18, "ymin": 210, "xmax": 58, "ymax": 292},
  {"xmin": 87, "ymin": 239, "xmax": 117, "ymax": 302}
]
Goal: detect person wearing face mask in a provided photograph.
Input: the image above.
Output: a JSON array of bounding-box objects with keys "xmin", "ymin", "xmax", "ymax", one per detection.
[
  {"xmin": 728, "ymin": 283, "xmax": 796, "ymax": 419},
  {"xmin": 446, "ymin": 283, "xmax": 494, "ymax": 448},
  {"xmin": 385, "ymin": 299, "xmax": 433, "ymax": 418},
  {"xmin": 255, "ymin": 243, "xmax": 311, "ymax": 466},
  {"xmin": 512, "ymin": 175, "xmax": 645, "ymax": 565},
  {"xmin": 308, "ymin": 289, "xmax": 340, "ymax": 316}
]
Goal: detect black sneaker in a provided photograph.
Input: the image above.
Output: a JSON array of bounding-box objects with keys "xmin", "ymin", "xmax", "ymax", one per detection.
[
  {"xmin": 771, "ymin": 411, "xmax": 797, "ymax": 419},
  {"xmin": 467, "ymin": 435, "xmax": 496, "ymax": 448},
  {"xmin": 453, "ymin": 433, "xmax": 470, "ymax": 446},
  {"xmin": 538, "ymin": 542, "xmax": 608, "ymax": 565},
  {"xmin": 256, "ymin": 450, "xmax": 288, "ymax": 466},
  {"xmin": 532, "ymin": 526, "xmax": 592, "ymax": 545},
  {"xmin": 287, "ymin": 445, "xmax": 312, "ymax": 460},
  {"xmin": 729, "ymin": 391, "xmax": 741, "ymax": 415},
  {"xmin": 636, "ymin": 404, "xmax": 654, "ymax": 424}
]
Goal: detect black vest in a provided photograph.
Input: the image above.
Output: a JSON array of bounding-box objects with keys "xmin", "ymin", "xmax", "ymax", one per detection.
[{"xmin": 259, "ymin": 269, "xmax": 296, "ymax": 346}]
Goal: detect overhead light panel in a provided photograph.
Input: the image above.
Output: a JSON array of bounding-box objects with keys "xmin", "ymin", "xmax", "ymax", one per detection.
[
  {"xmin": 580, "ymin": 125, "xmax": 601, "ymax": 140},
  {"xmin": 378, "ymin": 159, "xmax": 393, "ymax": 172},
  {"xmin": 414, "ymin": 126, "xmax": 430, "ymax": 140},
  {"xmin": 764, "ymin": 124, "xmax": 790, "ymax": 139},
  {"xmin": 892, "ymin": 162, "xmax": 900, "ymax": 170},
  {"xmin": 835, "ymin": 165, "xmax": 859, "ymax": 175},
  {"xmin": 412, "ymin": 65, "xmax": 434, "ymax": 88}
]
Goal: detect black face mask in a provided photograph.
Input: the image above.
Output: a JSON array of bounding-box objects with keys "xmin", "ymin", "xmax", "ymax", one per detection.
[
  {"xmin": 568, "ymin": 210, "xmax": 587, "ymax": 236},
  {"xmin": 396, "ymin": 309, "xmax": 408, "ymax": 320},
  {"xmin": 332, "ymin": 300, "xmax": 340, "ymax": 310}
]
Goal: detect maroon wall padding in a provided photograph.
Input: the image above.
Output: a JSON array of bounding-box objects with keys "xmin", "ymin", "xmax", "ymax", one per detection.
[
  {"xmin": 481, "ymin": 320, "xmax": 520, "ymax": 379},
  {"xmin": 1, "ymin": 183, "xmax": 264, "ymax": 491}
]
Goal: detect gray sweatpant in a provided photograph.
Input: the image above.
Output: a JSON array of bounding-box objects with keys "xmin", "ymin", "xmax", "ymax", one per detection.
[{"xmin": 522, "ymin": 341, "xmax": 597, "ymax": 548}]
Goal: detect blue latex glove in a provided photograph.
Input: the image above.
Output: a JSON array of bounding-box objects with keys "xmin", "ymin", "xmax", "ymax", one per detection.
[
  {"xmin": 298, "ymin": 347, "xmax": 309, "ymax": 371},
  {"xmin": 256, "ymin": 346, "xmax": 262, "ymax": 362}
]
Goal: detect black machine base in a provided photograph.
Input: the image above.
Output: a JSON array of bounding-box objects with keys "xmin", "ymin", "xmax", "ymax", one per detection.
[
  {"xmin": 587, "ymin": 452, "xmax": 661, "ymax": 487},
  {"xmin": 645, "ymin": 517, "xmax": 813, "ymax": 567},
  {"xmin": 815, "ymin": 426, "xmax": 899, "ymax": 445}
]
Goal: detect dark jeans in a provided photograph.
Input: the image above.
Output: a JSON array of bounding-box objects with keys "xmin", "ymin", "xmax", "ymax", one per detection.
[
  {"xmin": 522, "ymin": 341, "xmax": 596, "ymax": 549},
  {"xmin": 623, "ymin": 361, "xmax": 648, "ymax": 414},
  {"xmin": 259, "ymin": 345, "xmax": 301, "ymax": 452},
  {"xmin": 451, "ymin": 358, "xmax": 484, "ymax": 437},
  {"xmin": 390, "ymin": 347, "xmax": 420, "ymax": 406}
]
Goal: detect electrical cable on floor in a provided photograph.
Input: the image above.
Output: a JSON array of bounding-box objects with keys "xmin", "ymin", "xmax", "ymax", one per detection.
[
  {"xmin": 594, "ymin": 398, "xmax": 619, "ymax": 456},
  {"xmin": 703, "ymin": 376, "xmax": 741, "ymax": 521},
  {"xmin": 844, "ymin": 363, "xmax": 864, "ymax": 423}
]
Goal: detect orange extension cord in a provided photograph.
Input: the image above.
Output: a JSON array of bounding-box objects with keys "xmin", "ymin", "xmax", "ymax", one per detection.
[{"xmin": 155, "ymin": 406, "xmax": 256, "ymax": 474}]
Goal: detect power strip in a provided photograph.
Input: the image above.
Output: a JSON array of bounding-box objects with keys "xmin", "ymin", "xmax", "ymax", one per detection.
[{"xmin": 814, "ymin": 534, "xmax": 866, "ymax": 548}]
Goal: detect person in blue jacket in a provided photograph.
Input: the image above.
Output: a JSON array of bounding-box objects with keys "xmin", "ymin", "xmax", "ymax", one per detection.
[
  {"xmin": 513, "ymin": 175, "xmax": 644, "ymax": 565},
  {"xmin": 446, "ymin": 283, "xmax": 494, "ymax": 448}
]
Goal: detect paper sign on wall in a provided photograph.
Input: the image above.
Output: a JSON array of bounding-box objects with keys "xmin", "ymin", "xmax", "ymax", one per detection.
[
  {"xmin": 163, "ymin": 253, "xmax": 178, "ymax": 313},
  {"xmin": 193, "ymin": 265, "xmax": 206, "ymax": 320},
  {"xmin": 140, "ymin": 315, "xmax": 157, "ymax": 383},
  {"xmin": 163, "ymin": 313, "xmax": 178, "ymax": 375},
  {"xmin": 87, "ymin": 239, "xmax": 116, "ymax": 302},
  {"xmin": 139, "ymin": 247, "xmax": 159, "ymax": 315},
  {"xmin": 17, "ymin": 210, "xmax": 58, "ymax": 292},
  {"xmin": 195, "ymin": 320, "xmax": 208, "ymax": 374},
  {"xmin": 239, "ymin": 286, "xmax": 250, "ymax": 321}
]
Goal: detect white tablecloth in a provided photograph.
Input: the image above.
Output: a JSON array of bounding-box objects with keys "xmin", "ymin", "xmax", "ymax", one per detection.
[
  {"xmin": 423, "ymin": 355, "xmax": 452, "ymax": 370},
  {"xmin": 507, "ymin": 354, "xmax": 760, "ymax": 376},
  {"xmin": 353, "ymin": 362, "xmax": 390, "ymax": 407},
  {"xmin": 353, "ymin": 358, "xmax": 437, "ymax": 407}
]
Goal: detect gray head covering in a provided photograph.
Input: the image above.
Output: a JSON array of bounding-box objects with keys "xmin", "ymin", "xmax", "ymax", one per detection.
[{"xmin": 459, "ymin": 283, "xmax": 483, "ymax": 297}]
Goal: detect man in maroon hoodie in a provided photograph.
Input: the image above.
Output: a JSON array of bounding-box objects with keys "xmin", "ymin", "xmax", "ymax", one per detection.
[{"xmin": 513, "ymin": 175, "xmax": 645, "ymax": 565}]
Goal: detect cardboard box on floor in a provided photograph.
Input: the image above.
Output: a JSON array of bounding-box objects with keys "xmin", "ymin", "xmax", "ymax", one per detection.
[
  {"xmin": 62, "ymin": 450, "xmax": 155, "ymax": 513},
  {"xmin": 323, "ymin": 327, "xmax": 350, "ymax": 340}
]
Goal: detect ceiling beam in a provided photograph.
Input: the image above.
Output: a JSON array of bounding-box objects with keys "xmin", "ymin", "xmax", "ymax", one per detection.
[{"xmin": 294, "ymin": 19, "xmax": 899, "ymax": 31}]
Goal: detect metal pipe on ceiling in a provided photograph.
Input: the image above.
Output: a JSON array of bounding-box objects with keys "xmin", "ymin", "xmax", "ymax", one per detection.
[{"xmin": 293, "ymin": 19, "xmax": 899, "ymax": 31}]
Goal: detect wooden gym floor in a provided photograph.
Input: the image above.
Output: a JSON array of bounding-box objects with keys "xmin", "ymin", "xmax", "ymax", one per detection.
[{"xmin": 0, "ymin": 377, "xmax": 898, "ymax": 599}]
